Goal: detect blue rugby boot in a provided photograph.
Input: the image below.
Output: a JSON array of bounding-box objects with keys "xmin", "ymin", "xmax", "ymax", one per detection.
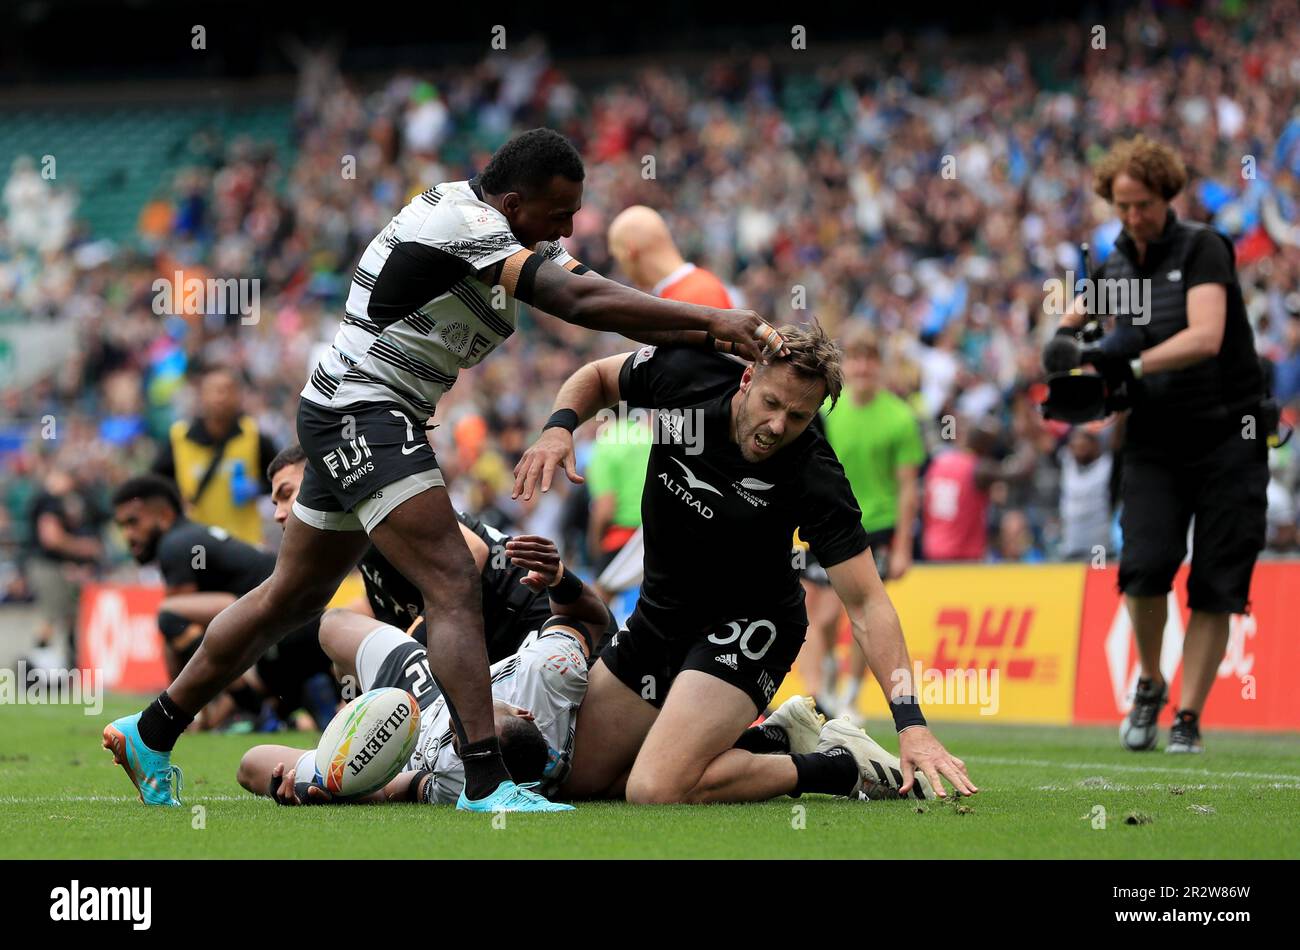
[{"xmin": 103, "ymin": 712, "xmax": 184, "ymax": 807}]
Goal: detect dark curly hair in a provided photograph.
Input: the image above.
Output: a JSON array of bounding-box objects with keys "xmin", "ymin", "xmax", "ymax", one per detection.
[
  {"xmin": 480, "ymin": 128, "xmax": 584, "ymax": 197},
  {"xmin": 498, "ymin": 715, "xmax": 550, "ymax": 784},
  {"xmin": 111, "ymin": 474, "xmax": 182, "ymax": 515},
  {"xmin": 1093, "ymin": 135, "xmax": 1187, "ymax": 202}
]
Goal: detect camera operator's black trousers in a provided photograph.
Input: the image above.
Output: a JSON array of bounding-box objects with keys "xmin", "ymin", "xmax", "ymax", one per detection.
[{"xmin": 1118, "ymin": 416, "xmax": 1268, "ymax": 614}]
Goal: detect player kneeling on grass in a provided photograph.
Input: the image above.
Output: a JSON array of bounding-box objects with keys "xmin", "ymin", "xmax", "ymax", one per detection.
[
  {"xmin": 238, "ymin": 614, "xmax": 597, "ymax": 805},
  {"xmin": 512, "ymin": 323, "xmax": 978, "ymax": 804}
]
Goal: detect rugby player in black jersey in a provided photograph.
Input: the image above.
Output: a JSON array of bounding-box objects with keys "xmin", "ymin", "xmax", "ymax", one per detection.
[
  {"xmin": 513, "ymin": 324, "xmax": 977, "ymax": 803},
  {"xmin": 110, "ymin": 475, "xmax": 337, "ymax": 731}
]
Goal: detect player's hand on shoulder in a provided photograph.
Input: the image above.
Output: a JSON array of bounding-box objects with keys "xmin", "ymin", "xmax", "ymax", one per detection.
[
  {"xmin": 709, "ymin": 310, "xmax": 790, "ymax": 364},
  {"xmin": 513, "ymin": 428, "xmax": 583, "ymax": 502},
  {"xmin": 897, "ymin": 726, "xmax": 978, "ymax": 798}
]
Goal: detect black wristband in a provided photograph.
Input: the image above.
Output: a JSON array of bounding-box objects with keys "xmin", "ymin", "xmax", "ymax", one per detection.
[
  {"xmin": 543, "ymin": 409, "xmax": 579, "ymax": 433},
  {"xmin": 548, "ymin": 567, "xmax": 584, "ymax": 605},
  {"xmin": 890, "ymin": 695, "xmax": 927, "ymax": 733},
  {"xmin": 270, "ymin": 776, "xmax": 328, "ymax": 806},
  {"xmin": 406, "ymin": 769, "xmax": 433, "ymax": 803}
]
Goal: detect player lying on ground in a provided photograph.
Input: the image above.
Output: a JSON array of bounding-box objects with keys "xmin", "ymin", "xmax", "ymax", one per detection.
[
  {"xmin": 105, "ymin": 128, "xmax": 787, "ymax": 813},
  {"xmin": 513, "ymin": 324, "xmax": 978, "ymax": 803},
  {"xmin": 266, "ymin": 443, "xmax": 616, "ymax": 662},
  {"xmin": 240, "ymin": 477, "xmax": 611, "ymax": 805},
  {"xmin": 110, "ymin": 475, "xmax": 337, "ymax": 732},
  {"xmin": 237, "ymin": 614, "xmax": 601, "ymax": 806}
]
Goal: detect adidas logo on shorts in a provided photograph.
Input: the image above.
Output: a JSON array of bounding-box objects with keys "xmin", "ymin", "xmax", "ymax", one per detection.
[{"xmin": 715, "ymin": 653, "xmax": 739, "ymax": 671}]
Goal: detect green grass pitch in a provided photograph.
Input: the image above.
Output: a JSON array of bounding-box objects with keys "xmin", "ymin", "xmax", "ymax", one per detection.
[{"xmin": 3, "ymin": 695, "xmax": 1297, "ymax": 859}]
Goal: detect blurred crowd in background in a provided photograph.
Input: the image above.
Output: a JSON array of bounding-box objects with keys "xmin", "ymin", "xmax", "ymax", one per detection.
[{"xmin": 3, "ymin": 1, "xmax": 1300, "ymax": 659}]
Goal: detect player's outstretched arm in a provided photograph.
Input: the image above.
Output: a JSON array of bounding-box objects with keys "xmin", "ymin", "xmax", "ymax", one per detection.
[
  {"xmin": 503, "ymin": 254, "xmax": 787, "ymax": 359},
  {"xmin": 825, "ymin": 552, "xmax": 978, "ymax": 798},
  {"xmin": 512, "ymin": 353, "xmax": 628, "ymax": 501},
  {"xmin": 552, "ymin": 266, "xmax": 771, "ymax": 361}
]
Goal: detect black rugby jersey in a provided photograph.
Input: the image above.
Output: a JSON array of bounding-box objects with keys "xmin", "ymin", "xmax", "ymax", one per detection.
[
  {"xmin": 157, "ymin": 518, "xmax": 275, "ymax": 594},
  {"xmin": 617, "ymin": 346, "xmax": 868, "ymax": 631}
]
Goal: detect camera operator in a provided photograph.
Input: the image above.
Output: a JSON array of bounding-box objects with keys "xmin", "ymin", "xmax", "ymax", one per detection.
[{"xmin": 1045, "ymin": 136, "xmax": 1269, "ymax": 754}]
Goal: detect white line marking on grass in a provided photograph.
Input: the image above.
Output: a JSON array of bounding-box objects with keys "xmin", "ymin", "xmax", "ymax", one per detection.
[
  {"xmin": 0, "ymin": 795, "xmax": 247, "ymax": 803},
  {"xmin": 973, "ymin": 756, "xmax": 1300, "ymax": 783},
  {"xmin": 1037, "ymin": 783, "xmax": 1227, "ymax": 792}
]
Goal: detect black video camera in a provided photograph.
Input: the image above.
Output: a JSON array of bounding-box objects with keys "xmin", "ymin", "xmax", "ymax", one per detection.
[{"xmin": 1040, "ymin": 320, "xmax": 1135, "ymax": 423}]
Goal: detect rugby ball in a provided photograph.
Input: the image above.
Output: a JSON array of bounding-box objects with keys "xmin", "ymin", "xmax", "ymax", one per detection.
[{"xmin": 314, "ymin": 688, "xmax": 420, "ymax": 797}]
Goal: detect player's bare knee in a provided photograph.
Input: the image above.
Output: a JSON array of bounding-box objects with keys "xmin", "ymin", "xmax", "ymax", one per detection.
[
  {"xmin": 625, "ymin": 764, "xmax": 694, "ymax": 805},
  {"xmin": 625, "ymin": 775, "xmax": 688, "ymax": 805},
  {"xmin": 235, "ymin": 750, "xmax": 263, "ymax": 794},
  {"xmin": 318, "ymin": 607, "xmax": 358, "ymax": 662}
]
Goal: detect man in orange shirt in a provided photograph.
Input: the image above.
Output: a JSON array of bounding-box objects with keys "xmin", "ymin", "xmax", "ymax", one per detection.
[
  {"xmin": 607, "ymin": 205, "xmax": 736, "ymax": 308},
  {"xmin": 595, "ymin": 206, "xmax": 739, "ymax": 598}
]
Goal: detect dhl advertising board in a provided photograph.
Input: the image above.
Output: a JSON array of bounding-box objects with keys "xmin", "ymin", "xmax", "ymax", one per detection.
[
  {"xmin": 1074, "ymin": 562, "xmax": 1300, "ymax": 731},
  {"xmin": 777, "ymin": 561, "xmax": 1299, "ymax": 731},
  {"xmin": 76, "ymin": 573, "xmax": 369, "ymax": 693},
  {"xmin": 778, "ymin": 564, "xmax": 1087, "ymax": 725},
  {"xmin": 78, "ymin": 563, "xmax": 1299, "ymax": 731}
]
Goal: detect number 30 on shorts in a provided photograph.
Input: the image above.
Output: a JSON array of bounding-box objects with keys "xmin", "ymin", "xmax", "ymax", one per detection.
[{"xmin": 708, "ymin": 619, "xmax": 778, "ymax": 661}]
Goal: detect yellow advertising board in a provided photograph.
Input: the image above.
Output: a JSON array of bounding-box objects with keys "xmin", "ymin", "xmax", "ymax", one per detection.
[
  {"xmin": 327, "ymin": 571, "xmax": 367, "ymax": 610},
  {"xmin": 776, "ymin": 564, "xmax": 1086, "ymax": 725}
]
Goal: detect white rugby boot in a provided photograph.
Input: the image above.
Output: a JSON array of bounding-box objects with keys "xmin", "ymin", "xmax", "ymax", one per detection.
[
  {"xmin": 816, "ymin": 716, "xmax": 935, "ymax": 800},
  {"xmin": 762, "ymin": 695, "xmax": 826, "ymax": 754}
]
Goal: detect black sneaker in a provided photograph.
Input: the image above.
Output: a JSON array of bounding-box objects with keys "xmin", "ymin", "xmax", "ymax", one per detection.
[
  {"xmin": 1119, "ymin": 676, "xmax": 1167, "ymax": 751},
  {"xmin": 1167, "ymin": 709, "xmax": 1204, "ymax": 754}
]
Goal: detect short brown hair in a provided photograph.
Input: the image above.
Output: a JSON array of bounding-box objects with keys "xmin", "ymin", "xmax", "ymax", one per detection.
[
  {"xmin": 840, "ymin": 322, "xmax": 881, "ymax": 360},
  {"xmin": 763, "ymin": 321, "xmax": 844, "ymax": 409},
  {"xmin": 1093, "ymin": 135, "xmax": 1187, "ymax": 202}
]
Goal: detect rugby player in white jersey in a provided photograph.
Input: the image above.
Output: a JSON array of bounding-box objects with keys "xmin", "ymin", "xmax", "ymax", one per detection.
[
  {"xmin": 106, "ymin": 128, "xmax": 787, "ymax": 813},
  {"xmin": 238, "ymin": 613, "xmax": 599, "ymax": 807}
]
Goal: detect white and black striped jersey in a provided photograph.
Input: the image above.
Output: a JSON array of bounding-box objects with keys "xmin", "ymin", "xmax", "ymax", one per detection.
[
  {"xmin": 301, "ymin": 178, "xmax": 576, "ymax": 420},
  {"xmin": 410, "ymin": 625, "xmax": 588, "ymax": 803}
]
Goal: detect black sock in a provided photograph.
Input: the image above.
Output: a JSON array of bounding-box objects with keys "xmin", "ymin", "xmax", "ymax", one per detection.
[
  {"xmin": 734, "ymin": 724, "xmax": 791, "ymax": 754},
  {"xmin": 790, "ymin": 747, "xmax": 859, "ymax": 797},
  {"xmin": 136, "ymin": 691, "xmax": 195, "ymax": 752},
  {"xmin": 460, "ymin": 737, "xmax": 512, "ymax": 800},
  {"xmin": 1175, "ymin": 708, "xmax": 1199, "ymax": 724}
]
